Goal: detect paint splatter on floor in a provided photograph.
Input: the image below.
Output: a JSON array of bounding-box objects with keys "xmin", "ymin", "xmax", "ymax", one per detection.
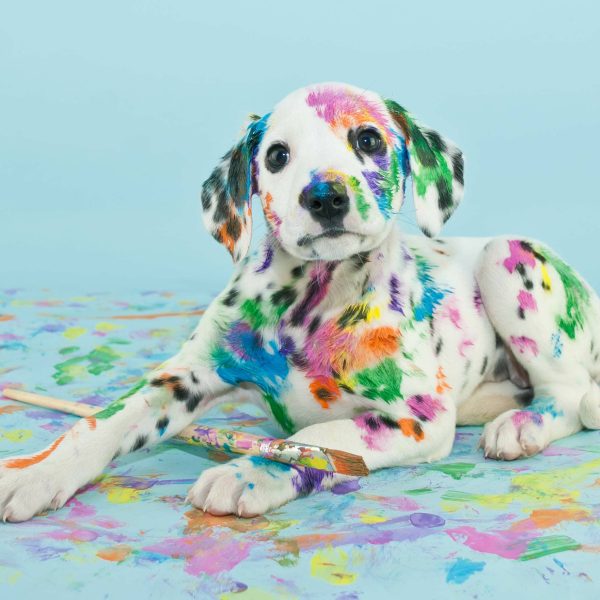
[{"xmin": 1, "ymin": 288, "xmax": 599, "ymax": 598}]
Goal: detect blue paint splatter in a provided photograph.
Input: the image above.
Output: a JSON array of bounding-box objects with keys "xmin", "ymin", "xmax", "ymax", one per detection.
[
  {"xmin": 526, "ymin": 396, "xmax": 564, "ymax": 419},
  {"xmin": 446, "ymin": 558, "xmax": 485, "ymax": 584}
]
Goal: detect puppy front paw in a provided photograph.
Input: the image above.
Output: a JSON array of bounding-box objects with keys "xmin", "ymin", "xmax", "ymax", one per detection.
[
  {"xmin": 187, "ymin": 456, "xmax": 333, "ymax": 518},
  {"xmin": 0, "ymin": 457, "xmax": 80, "ymax": 522}
]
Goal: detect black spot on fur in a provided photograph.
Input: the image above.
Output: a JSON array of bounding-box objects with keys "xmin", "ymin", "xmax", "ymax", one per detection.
[
  {"xmin": 424, "ymin": 130, "xmax": 447, "ymax": 153},
  {"xmin": 131, "ymin": 435, "xmax": 148, "ymax": 452},
  {"xmin": 186, "ymin": 392, "xmax": 203, "ymax": 413},
  {"xmin": 435, "ymin": 338, "xmax": 443, "ymax": 356},
  {"xmin": 308, "ymin": 315, "xmax": 321, "ymax": 335},
  {"xmin": 291, "ymin": 352, "xmax": 309, "ymax": 370},
  {"xmin": 271, "ymin": 286, "xmax": 297, "ymax": 307},
  {"xmin": 518, "ymin": 307, "xmax": 525, "ymax": 319},
  {"xmin": 351, "ymin": 251, "xmax": 370, "ymax": 270},
  {"xmin": 190, "ymin": 371, "xmax": 199, "ymax": 384},
  {"xmin": 480, "ymin": 356, "xmax": 489, "ymax": 376},
  {"xmin": 156, "ymin": 416, "xmax": 169, "ymax": 433},
  {"xmin": 222, "ymin": 287, "xmax": 239, "ymax": 306},
  {"xmin": 452, "ymin": 152, "xmax": 464, "ymax": 186},
  {"xmin": 515, "ymin": 388, "xmax": 534, "ymax": 405},
  {"xmin": 436, "ymin": 177, "xmax": 453, "ymax": 214},
  {"xmin": 291, "ymin": 265, "xmax": 305, "ymax": 279}
]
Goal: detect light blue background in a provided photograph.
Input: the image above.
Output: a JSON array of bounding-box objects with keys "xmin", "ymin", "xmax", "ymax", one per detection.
[{"xmin": 1, "ymin": 1, "xmax": 599, "ymax": 293}]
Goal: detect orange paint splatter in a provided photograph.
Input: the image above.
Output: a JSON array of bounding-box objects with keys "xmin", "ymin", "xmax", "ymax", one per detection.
[
  {"xmin": 97, "ymin": 545, "xmax": 133, "ymax": 562},
  {"xmin": 398, "ymin": 418, "xmax": 425, "ymax": 442},
  {"xmin": 0, "ymin": 315, "xmax": 15, "ymax": 322},
  {"xmin": 5, "ymin": 434, "xmax": 66, "ymax": 469},
  {"xmin": 85, "ymin": 416, "xmax": 97, "ymax": 430},
  {"xmin": 309, "ymin": 378, "xmax": 341, "ymax": 408},
  {"xmin": 0, "ymin": 404, "xmax": 26, "ymax": 415},
  {"xmin": 436, "ymin": 366, "xmax": 452, "ymax": 394}
]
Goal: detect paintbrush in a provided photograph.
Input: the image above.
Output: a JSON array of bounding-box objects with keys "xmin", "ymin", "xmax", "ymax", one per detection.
[{"xmin": 2, "ymin": 388, "xmax": 369, "ymax": 476}]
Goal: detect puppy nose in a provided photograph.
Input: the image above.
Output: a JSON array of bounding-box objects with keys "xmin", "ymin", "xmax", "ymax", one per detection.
[{"xmin": 300, "ymin": 181, "xmax": 350, "ymax": 225}]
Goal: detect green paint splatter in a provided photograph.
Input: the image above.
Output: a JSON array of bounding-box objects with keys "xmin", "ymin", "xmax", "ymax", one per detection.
[
  {"xmin": 534, "ymin": 246, "xmax": 590, "ymax": 340},
  {"xmin": 59, "ymin": 346, "xmax": 79, "ymax": 355},
  {"xmin": 404, "ymin": 488, "xmax": 433, "ymax": 495},
  {"xmin": 240, "ymin": 299, "xmax": 268, "ymax": 330},
  {"xmin": 355, "ymin": 358, "xmax": 403, "ymax": 403},
  {"xmin": 519, "ymin": 535, "xmax": 581, "ymax": 561},
  {"xmin": 428, "ymin": 462, "xmax": 476, "ymax": 480},
  {"xmin": 53, "ymin": 345, "xmax": 123, "ymax": 385}
]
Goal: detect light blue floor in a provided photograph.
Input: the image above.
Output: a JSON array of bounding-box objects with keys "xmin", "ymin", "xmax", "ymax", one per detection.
[{"xmin": 1, "ymin": 288, "xmax": 599, "ymax": 599}]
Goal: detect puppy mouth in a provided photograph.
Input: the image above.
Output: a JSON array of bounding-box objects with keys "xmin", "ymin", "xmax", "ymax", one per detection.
[{"xmin": 297, "ymin": 229, "xmax": 361, "ymax": 247}]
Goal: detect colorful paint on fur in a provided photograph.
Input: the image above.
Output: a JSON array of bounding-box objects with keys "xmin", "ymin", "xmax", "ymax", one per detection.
[
  {"xmin": 503, "ymin": 240, "xmax": 536, "ymax": 274},
  {"xmin": 517, "ymin": 290, "xmax": 537, "ymax": 314},
  {"xmin": 407, "ymin": 394, "xmax": 446, "ymax": 421},
  {"xmin": 509, "ymin": 335, "xmax": 539, "ymax": 357}
]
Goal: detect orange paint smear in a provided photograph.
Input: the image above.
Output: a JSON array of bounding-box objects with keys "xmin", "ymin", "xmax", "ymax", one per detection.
[
  {"xmin": 398, "ymin": 418, "xmax": 425, "ymax": 442},
  {"xmin": 0, "ymin": 315, "xmax": 15, "ymax": 322},
  {"xmin": 219, "ymin": 222, "xmax": 236, "ymax": 255},
  {"xmin": 0, "ymin": 404, "xmax": 26, "ymax": 415},
  {"xmin": 435, "ymin": 366, "xmax": 452, "ymax": 394},
  {"xmin": 85, "ymin": 416, "xmax": 97, "ymax": 430},
  {"xmin": 5, "ymin": 434, "xmax": 66, "ymax": 469}
]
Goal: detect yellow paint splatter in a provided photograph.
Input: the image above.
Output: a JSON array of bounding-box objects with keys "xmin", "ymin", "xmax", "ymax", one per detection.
[
  {"xmin": 442, "ymin": 457, "xmax": 600, "ymax": 512},
  {"xmin": 105, "ymin": 487, "xmax": 142, "ymax": 504},
  {"xmin": 64, "ymin": 327, "xmax": 87, "ymax": 339},
  {"xmin": 0, "ymin": 565, "xmax": 22, "ymax": 585},
  {"xmin": 359, "ymin": 511, "xmax": 388, "ymax": 524},
  {"xmin": 310, "ymin": 547, "xmax": 360, "ymax": 585},
  {"xmin": 95, "ymin": 322, "xmax": 120, "ymax": 332},
  {"xmin": 2, "ymin": 429, "xmax": 33, "ymax": 443},
  {"xmin": 367, "ymin": 305, "xmax": 381, "ymax": 321}
]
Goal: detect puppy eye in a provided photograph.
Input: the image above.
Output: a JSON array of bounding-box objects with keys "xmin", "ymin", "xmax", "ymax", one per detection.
[
  {"xmin": 266, "ymin": 143, "xmax": 290, "ymax": 172},
  {"xmin": 356, "ymin": 128, "xmax": 383, "ymax": 154}
]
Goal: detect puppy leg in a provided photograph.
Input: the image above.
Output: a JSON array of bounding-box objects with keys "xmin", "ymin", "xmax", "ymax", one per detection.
[
  {"xmin": 476, "ymin": 238, "xmax": 600, "ymax": 459},
  {"xmin": 189, "ymin": 399, "xmax": 456, "ymax": 517},
  {"xmin": 0, "ymin": 358, "xmax": 235, "ymax": 522}
]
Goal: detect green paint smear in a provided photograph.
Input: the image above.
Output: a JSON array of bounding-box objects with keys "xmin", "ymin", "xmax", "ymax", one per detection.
[
  {"xmin": 355, "ymin": 358, "xmax": 403, "ymax": 403},
  {"xmin": 519, "ymin": 535, "xmax": 581, "ymax": 561},
  {"xmin": 264, "ymin": 392, "xmax": 295, "ymax": 434},
  {"xmin": 53, "ymin": 345, "xmax": 122, "ymax": 385},
  {"xmin": 535, "ymin": 245, "xmax": 590, "ymax": 340},
  {"xmin": 349, "ymin": 175, "xmax": 370, "ymax": 221},
  {"xmin": 404, "ymin": 488, "xmax": 433, "ymax": 495},
  {"xmin": 94, "ymin": 377, "xmax": 148, "ymax": 420},
  {"xmin": 59, "ymin": 346, "xmax": 79, "ymax": 355},
  {"xmin": 428, "ymin": 462, "xmax": 476, "ymax": 480},
  {"xmin": 240, "ymin": 297, "xmax": 292, "ymax": 331}
]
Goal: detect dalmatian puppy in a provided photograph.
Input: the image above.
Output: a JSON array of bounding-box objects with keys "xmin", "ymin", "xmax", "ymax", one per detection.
[{"xmin": 2, "ymin": 82, "xmax": 600, "ymax": 522}]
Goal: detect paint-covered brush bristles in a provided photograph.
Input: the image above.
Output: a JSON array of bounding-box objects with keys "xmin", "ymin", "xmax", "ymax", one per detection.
[{"xmin": 2, "ymin": 388, "xmax": 369, "ymax": 476}]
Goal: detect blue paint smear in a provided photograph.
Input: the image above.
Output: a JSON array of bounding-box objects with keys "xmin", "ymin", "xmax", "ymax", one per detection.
[
  {"xmin": 413, "ymin": 255, "xmax": 448, "ymax": 321},
  {"xmin": 526, "ymin": 396, "xmax": 564, "ymax": 419},
  {"xmin": 213, "ymin": 322, "xmax": 289, "ymax": 398},
  {"xmin": 446, "ymin": 558, "xmax": 485, "ymax": 584}
]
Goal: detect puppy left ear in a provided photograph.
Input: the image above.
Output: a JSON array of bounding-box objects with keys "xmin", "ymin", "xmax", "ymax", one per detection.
[
  {"xmin": 201, "ymin": 114, "xmax": 267, "ymax": 262},
  {"xmin": 385, "ymin": 99, "xmax": 464, "ymax": 237}
]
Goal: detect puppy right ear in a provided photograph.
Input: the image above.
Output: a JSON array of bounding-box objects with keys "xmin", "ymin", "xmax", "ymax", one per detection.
[{"xmin": 201, "ymin": 114, "xmax": 268, "ymax": 262}]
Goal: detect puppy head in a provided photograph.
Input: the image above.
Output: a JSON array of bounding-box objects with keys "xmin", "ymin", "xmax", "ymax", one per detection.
[{"xmin": 201, "ymin": 82, "xmax": 464, "ymax": 262}]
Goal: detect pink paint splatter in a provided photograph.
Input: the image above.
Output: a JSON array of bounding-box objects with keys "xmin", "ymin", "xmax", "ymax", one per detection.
[
  {"xmin": 407, "ymin": 394, "xmax": 446, "ymax": 421},
  {"xmin": 459, "ymin": 339, "xmax": 475, "ymax": 357},
  {"xmin": 510, "ymin": 335, "xmax": 539, "ymax": 356},
  {"xmin": 517, "ymin": 290, "xmax": 538, "ymax": 313},
  {"xmin": 512, "ymin": 410, "xmax": 543, "ymax": 427},
  {"xmin": 503, "ymin": 240, "xmax": 536, "ymax": 273},
  {"xmin": 143, "ymin": 531, "xmax": 251, "ymax": 576},
  {"xmin": 446, "ymin": 526, "xmax": 529, "ymax": 560},
  {"xmin": 439, "ymin": 297, "xmax": 462, "ymax": 329}
]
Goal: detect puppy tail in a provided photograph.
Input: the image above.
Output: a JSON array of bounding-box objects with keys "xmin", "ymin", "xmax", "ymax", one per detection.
[{"xmin": 579, "ymin": 379, "xmax": 600, "ymax": 429}]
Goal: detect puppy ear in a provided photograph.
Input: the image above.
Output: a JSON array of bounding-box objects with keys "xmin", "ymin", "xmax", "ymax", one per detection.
[
  {"xmin": 201, "ymin": 114, "xmax": 267, "ymax": 262},
  {"xmin": 385, "ymin": 100, "xmax": 464, "ymax": 237}
]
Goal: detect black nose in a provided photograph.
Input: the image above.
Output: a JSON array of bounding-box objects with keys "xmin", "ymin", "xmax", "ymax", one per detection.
[{"xmin": 300, "ymin": 181, "xmax": 350, "ymax": 226}]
